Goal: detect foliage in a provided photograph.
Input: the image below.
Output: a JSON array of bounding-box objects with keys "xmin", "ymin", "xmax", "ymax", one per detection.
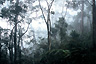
[
  {"xmin": 0, "ymin": 47, "xmax": 9, "ymax": 64},
  {"xmin": 0, "ymin": 0, "xmax": 28, "ymax": 64},
  {"xmin": 40, "ymin": 49, "xmax": 70, "ymax": 64},
  {"xmin": 67, "ymin": 30, "xmax": 81, "ymax": 50},
  {"xmin": 0, "ymin": 2, "xmax": 27, "ymax": 22},
  {"xmin": 51, "ymin": 17, "xmax": 68, "ymax": 49},
  {"xmin": 70, "ymin": 30, "xmax": 79, "ymax": 39},
  {"xmin": 69, "ymin": 48, "xmax": 96, "ymax": 64},
  {"xmin": 0, "ymin": 0, "xmax": 94, "ymax": 64},
  {"xmin": 40, "ymin": 48, "xmax": 96, "ymax": 64},
  {"xmin": 0, "ymin": 0, "xmax": 6, "ymax": 4},
  {"xmin": 67, "ymin": 30, "xmax": 92, "ymax": 50}
]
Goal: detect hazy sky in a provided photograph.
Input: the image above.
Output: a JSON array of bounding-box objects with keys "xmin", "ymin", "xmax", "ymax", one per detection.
[
  {"xmin": 0, "ymin": 0, "xmax": 79, "ymax": 48},
  {"xmin": 30, "ymin": 0, "xmax": 79, "ymax": 39},
  {"xmin": 0, "ymin": 0, "xmax": 79, "ymax": 39}
]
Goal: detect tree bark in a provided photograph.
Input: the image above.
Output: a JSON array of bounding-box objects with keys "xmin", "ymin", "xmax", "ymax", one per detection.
[
  {"xmin": 14, "ymin": 0, "xmax": 19, "ymax": 64},
  {"xmin": 39, "ymin": 0, "xmax": 54, "ymax": 51},
  {"xmin": 92, "ymin": 0, "xmax": 96, "ymax": 51},
  {"xmin": 81, "ymin": 0, "xmax": 84, "ymax": 34},
  {"xmin": 0, "ymin": 30, "xmax": 1, "ymax": 63},
  {"xmin": 47, "ymin": 6, "xmax": 51, "ymax": 51},
  {"xmin": 14, "ymin": 20, "xmax": 17, "ymax": 64}
]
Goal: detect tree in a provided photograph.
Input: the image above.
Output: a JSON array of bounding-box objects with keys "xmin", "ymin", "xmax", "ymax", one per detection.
[
  {"xmin": 58, "ymin": 17, "xmax": 68, "ymax": 44},
  {"xmin": 68, "ymin": 30, "xmax": 80, "ymax": 50},
  {"xmin": 38, "ymin": 0, "xmax": 54, "ymax": 51},
  {"xmin": 0, "ymin": 27, "xmax": 10, "ymax": 64},
  {"xmin": 68, "ymin": 0, "xmax": 92, "ymax": 35},
  {"xmin": 92, "ymin": 0, "xmax": 96, "ymax": 51},
  {"xmin": 52, "ymin": 17, "xmax": 68, "ymax": 49},
  {"xmin": 80, "ymin": 0, "xmax": 84, "ymax": 34},
  {"xmin": 0, "ymin": 0, "xmax": 29, "ymax": 64}
]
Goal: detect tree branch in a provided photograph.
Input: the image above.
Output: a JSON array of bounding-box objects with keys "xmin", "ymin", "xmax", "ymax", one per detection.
[
  {"xmin": 86, "ymin": 0, "xmax": 92, "ymax": 6},
  {"xmin": 61, "ymin": 1, "xmax": 65, "ymax": 16},
  {"xmin": 45, "ymin": 0, "xmax": 49, "ymax": 6},
  {"xmin": 50, "ymin": 0, "xmax": 54, "ymax": 9},
  {"xmin": 62, "ymin": 3, "xmax": 69, "ymax": 18},
  {"xmin": 19, "ymin": 21, "xmax": 32, "ymax": 38},
  {"xmin": 38, "ymin": 0, "xmax": 47, "ymax": 25},
  {"xmin": 64, "ymin": 5, "xmax": 68, "ymax": 18},
  {"xmin": 10, "ymin": 20, "xmax": 21, "ymax": 39}
]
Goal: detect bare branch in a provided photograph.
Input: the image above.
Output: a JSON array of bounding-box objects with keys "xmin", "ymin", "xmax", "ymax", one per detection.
[
  {"xmin": 10, "ymin": 20, "xmax": 21, "ymax": 38},
  {"xmin": 86, "ymin": 0, "xmax": 92, "ymax": 6},
  {"xmin": 19, "ymin": 21, "xmax": 32, "ymax": 38},
  {"xmin": 50, "ymin": 0, "xmax": 54, "ymax": 9},
  {"xmin": 62, "ymin": 3, "xmax": 69, "ymax": 18},
  {"xmin": 64, "ymin": 6, "xmax": 68, "ymax": 18},
  {"xmin": 38, "ymin": 0, "xmax": 47, "ymax": 25},
  {"xmin": 45, "ymin": 0, "xmax": 49, "ymax": 6},
  {"xmin": 61, "ymin": 0, "xmax": 65, "ymax": 16}
]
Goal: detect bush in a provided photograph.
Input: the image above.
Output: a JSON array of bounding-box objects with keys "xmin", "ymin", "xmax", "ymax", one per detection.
[
  {"xmin": 40, "ymin": 49, "xmax": 70, "ymax": 64},
  {"xmin": 40, "ymin": 48, "xmax": 96, "ymax": 64}
]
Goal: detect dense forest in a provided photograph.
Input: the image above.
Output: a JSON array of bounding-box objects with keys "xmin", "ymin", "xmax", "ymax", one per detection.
[{"xmin": 0, "ymin": 0, "xmax": 96, "ymax": 64}]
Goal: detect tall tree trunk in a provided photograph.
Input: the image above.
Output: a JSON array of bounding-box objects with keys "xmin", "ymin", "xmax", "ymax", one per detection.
[
  {"xmin": 14, "ymin": 20, "xmax": 17, "ymax": 64},
  {"xmin": 18, "ymin": 27, "xmax": 22, "ymax": 64},
  {"xmin": 9, "ymin": 28, "xmax": 14, "ymax": 64},
  {"xmin": 14, "ymin": 0, "xmax": 19, "ymax": 64},
  {"xmin": 47, "ymin": 27, "xmax": 51, "ymax": 51},
  {"xmin": 39, "ymin": 0, "xmax": 54, "ymax": 51},
  {"xmin": 9, "ymin": 42, "xmax": 14, "ymax": 64},
  {"xmin": 18, "ymin": 45, "xmax": 21, "ymax": 64},
  {"xmin": 92, "ymin": 0, "xmax": 96, "ymax": 51},
  {"xmin": 81, "ymin": 0, "xmax": 84, "ymax": 34},
  {"xmin": 47, "ymin": 7, "xmax": 51, "ymax": 51},
  {"xmin": 0, "ymin": 30, "xmax": 1, "ymax": 63}
]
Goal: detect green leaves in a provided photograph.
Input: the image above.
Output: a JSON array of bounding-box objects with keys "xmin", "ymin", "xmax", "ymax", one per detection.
[
  {"xmin": 70, "ymin": 30, "xmax": 79, "ymax": 39},
  {"xmin": 0, "ymin": 7, "xmax": 10, "ymax": 18},
  {"xmin": 40, "ymin": 49, "xmax": 70, "ymax": 64},
  {"xmin": 0, "ymin": 2, "xmax": 27, "ymax": 22},
  {"xmin": 0, "ymin": 0, "xmax": 6, "ymax": 4}
]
